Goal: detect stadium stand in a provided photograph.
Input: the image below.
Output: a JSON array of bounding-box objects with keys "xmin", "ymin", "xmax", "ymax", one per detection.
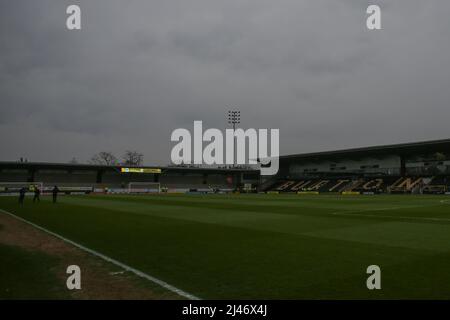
[
  {"xmin": 263, "ymin": 139, "xmax": 450, "ymax": 194},
  {"xmin": 268, "ymin": 176, "xmax": 440, "ymax": 194},
  {"xmin": 0, "ymin": 161, "xmax": 257, "ymax": 195},
  {"xmin": 1, "ymin": 139, "xmax": 449, "ymax": 195}
]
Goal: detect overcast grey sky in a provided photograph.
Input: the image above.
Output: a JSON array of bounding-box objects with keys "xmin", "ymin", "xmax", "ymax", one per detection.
[{"xmin": 1, "ymin": 0, "xmax": 449, "ymax": 165}]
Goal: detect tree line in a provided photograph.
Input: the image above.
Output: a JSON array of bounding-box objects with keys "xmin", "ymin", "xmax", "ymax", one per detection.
[{"xmin": 69, "ymin": 151, "xmax": 144, "ymax": 166}]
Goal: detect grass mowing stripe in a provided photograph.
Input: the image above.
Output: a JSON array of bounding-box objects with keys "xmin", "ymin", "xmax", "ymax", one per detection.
[
  {"xmin": 86, "ymin": 194, "xmax": 449, "ymax": 215},
  {"xmin": 0, "ymin": 208, "xmax": 200, "ymax": 300},
  {"xmin": 64, "ymin": 196, "xmax": 450, "ymax": 226},
  {"xmin": 51, "ymin": 198, "xmax": 449, "ymax": 253}
]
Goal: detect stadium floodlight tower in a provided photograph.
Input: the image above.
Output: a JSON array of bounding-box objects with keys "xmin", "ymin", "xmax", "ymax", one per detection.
[{"xmin": 228, "ymin": 110, "xmax": 240, "ymax": 168}]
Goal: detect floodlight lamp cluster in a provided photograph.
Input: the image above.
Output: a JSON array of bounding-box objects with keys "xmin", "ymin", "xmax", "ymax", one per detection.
[{"xmin": 228, "ymin": 110, "xmax": 241, "ymax": 126}]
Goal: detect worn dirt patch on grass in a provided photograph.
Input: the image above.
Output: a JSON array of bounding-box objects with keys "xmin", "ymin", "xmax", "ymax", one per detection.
[{"xmin": 0, "ymin": 212, "xmax": 181, "ymax": 299}]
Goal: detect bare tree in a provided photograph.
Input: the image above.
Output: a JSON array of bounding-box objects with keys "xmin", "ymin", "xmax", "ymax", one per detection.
[
  {"xmin": 69, "ymin": 157, "xmax": 78, "ymax": 164},
  {"xmin": 122, "ymin": 150, "xmax": 144, "ymax": 166},
  {"xmin": 90, "ymin": 152, "xmax": 118, "ymax": 165},
  {"xmin": 435, "ymin": 152, "xmax": 446, "ymax": 161}
]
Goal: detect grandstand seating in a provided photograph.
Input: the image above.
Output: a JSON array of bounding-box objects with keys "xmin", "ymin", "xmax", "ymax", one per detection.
[
  {"xmin": 389, "ymin": 177, "xmax": 425, "ymax": 194},
  {"xmin": 266, "ymin": 176, "xmax": 448, "ymax": 194},
  {"xmin": 0, "ymin": 168, "xmax": 234, "ymax": 194},
  {"xmin": 272, "ymin": 179, "xmax": 354, "ymax": 193},
  {"xmin": 422, "ymin": 176, "xmax": 448, "ymax": 194}
]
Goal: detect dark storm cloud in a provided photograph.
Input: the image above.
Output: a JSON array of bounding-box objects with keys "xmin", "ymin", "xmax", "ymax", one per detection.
[{"xmin": 1, "ymin": 0, "xmax": 450, "ymax": 164}]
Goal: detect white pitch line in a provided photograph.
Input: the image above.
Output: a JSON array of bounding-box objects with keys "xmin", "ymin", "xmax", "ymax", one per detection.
[
  {"xmin": 330, "ymin": 202, "xmax": 450, "ymax": 222},
  {"xmin": 331, "ymin": 211, "xmax": 450, "ymax": 222},
  {"xmin": 0, "ymin": 208, "xmax": 200, "ymax": 300}
]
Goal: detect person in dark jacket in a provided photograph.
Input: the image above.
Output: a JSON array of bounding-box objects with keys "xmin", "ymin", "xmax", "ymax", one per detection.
[
  {"xmin": 33, "ymin": 186, "xmax": 41, "ymax": 203},
  {"xmin": 52, "ymin": 186, "xmax": 59, "ymax": 204},
  {"xmin": 18, "ymin": 187, "xmax": 26, "ymax": 205}
]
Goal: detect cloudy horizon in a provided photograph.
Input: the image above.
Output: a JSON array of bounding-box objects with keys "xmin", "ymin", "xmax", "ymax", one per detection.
[{"xmin": 1, "ymin": 0, "xmax": 450, "ymax": 165}]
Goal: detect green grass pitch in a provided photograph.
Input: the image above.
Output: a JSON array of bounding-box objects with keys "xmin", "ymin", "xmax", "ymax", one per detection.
[
  {"xmin": 1, "ymin": 193, "xmax": 450, "ymax": 299},
  {"xmin": 0, "ymin": 242, "xmax": 70, "ymax": 299}
]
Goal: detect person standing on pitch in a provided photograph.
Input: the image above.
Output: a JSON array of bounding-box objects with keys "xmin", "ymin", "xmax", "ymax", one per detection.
[
  {"xmin": 18, "ymin": 187, "xmax": 26, "ymax": 205},
  {"xmin": 52, "ymin": 185, "xmax": 59, "ymax": 204},
  {"xmin": 33, "ymin": 186, "xmax": 41, "ymax": 203}
]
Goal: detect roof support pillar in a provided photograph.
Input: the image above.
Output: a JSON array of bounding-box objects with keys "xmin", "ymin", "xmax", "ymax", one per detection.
[{"xmin": 400, "ymin": 155, "xmax": 406, "ymax": 176}]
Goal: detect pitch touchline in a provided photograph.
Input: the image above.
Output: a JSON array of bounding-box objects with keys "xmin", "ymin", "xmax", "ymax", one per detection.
[
  {"xmin": 330, "ymin": 203, "xmax": 450, "ymax": 222},
  {"xmin": 0, "ymin": 209, "xmax": 200, "ymax": 300},
  {"xmin": 331, "ymin": 211, "xmax": 450, "ymax": 222}
]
